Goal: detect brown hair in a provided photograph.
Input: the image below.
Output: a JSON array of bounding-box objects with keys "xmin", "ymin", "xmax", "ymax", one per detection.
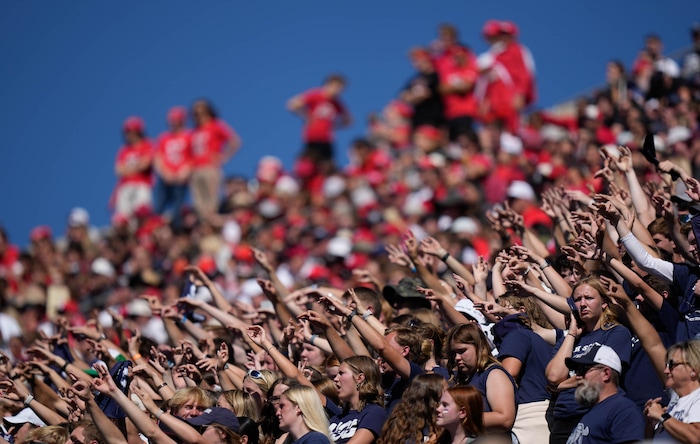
[
  {"xmin": 572, "ymin": 276, "xmax": 619, "ymax": 330},
  {"xmin": 385, "ymin": 327, "xmax": 425, "ymax": 364},
  {"xmin": 446, "ymin": 323, "xmax": 498, "ymax": 380},
  {"xmin": 343, "ymin": 355, "xmax": 384, "ymax": 410}
]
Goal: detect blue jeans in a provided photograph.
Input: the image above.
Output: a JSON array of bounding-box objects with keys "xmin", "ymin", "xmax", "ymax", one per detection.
[{"xmin": 155, "ymin": 179, "xmax": 187, "ymax": 229}]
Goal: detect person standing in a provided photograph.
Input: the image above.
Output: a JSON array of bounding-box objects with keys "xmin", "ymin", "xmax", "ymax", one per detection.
[
  {"xmin": 113, "ymin": 116, "xmax": 154, "ymax": 219},
  {"xmin": 287, "ymin": 74, "xmax": 351, "ymax": 170},
  {"xmin": 189, "ymin": 99, "xmax": 241, "ymax": 219},
  {"xmin": 564, "ymin": 344, "xmax": 644, "ymax": 443},
  {"xmin": 154, "ymin": 106, "xmax": 192, "ymax": 228}
]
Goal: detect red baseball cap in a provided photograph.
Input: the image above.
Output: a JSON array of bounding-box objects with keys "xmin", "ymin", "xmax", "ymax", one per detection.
[
  {"xmin": 167, "ymin": 107, "xmax": 187, "ymax": 125},
  {"xmin": 415, "ymin": 125, "xmax": 441, "ymax": 141},
  {"xmin": 123, "ymin": 116, "xmax": 145, "ymax": 133},
  {"xmin": 482, "ymin": 20, "xmax": 502, "ymax": 38},
  {"xmin": 500, "ymin": 21, "xmax": 519, "ymax": 37}
]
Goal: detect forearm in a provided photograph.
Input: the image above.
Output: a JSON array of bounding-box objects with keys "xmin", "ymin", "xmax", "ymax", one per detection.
[
  {"xmin": 619, "ymin": 232, "xmax": 674, "ymax": 281},
  {"xmin": 86, "ymin": 398, "xmax": 129, "ymax": 444},
  {"xmin": 163, "ymin": 318, "xmax": 186, "ymax": 346},
  {"xmin": 659, "ymin": 418, "xmax": 700, "ymax": 444},
  {"xmin": 546, "ymin": 335, "xmax": 576, "ymax": 384},
  {"xmin": 343, "ymin": 326, "xmax": 371, "ymax": 358},
  {"xmin": 324, "ymin": 326, "xmax": 358, "ymax": 361},
  {"xmin": 444, "ymin": 256, "xmax": 476, "ymax": 286},
  {"xmin": 523, "ymin": 228, "xmax": 551, "ymax": 259},
  {"xmin": 625, "ymin": 170, "xmax": 656, "ymax": 227}
]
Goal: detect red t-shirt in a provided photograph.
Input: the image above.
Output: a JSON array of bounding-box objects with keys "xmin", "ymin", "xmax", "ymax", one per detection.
[
  {"xmin": 191, "ymin": 119, "xmax": 236, "ymax": 168},
  {"xmin": 496, "ymin": 42, "xmax": 536, "ymax": 106},
  {"xmin": 115, "ymin": 139, "xmax": 154, "ymax": 185},
  {"xmin": 156, "ymin": 130, "xmax": 192, "ymax": 176},
  {"xmin": 301, "ymin": 88, "xmax": 347, "ymax": 143},
  {"xmin": 440, "ymin": 54, "xmax": 479, "ymax": 119}
]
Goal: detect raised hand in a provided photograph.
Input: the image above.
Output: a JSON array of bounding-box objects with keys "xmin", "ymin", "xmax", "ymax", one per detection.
[
  {"xmin": 685, "ymin": 177, "xmax": 700, "ymax": 202},
  {"xmin": 251, "ymin": 247, "xmax": 274, "ymax": 272},
  {"xmin": 386, "ymin": 244, "xmax": 412, "ymax": 269},
  {"xmin": 246, "ymin": 325, "xmax": 267, "ymax": 347}
]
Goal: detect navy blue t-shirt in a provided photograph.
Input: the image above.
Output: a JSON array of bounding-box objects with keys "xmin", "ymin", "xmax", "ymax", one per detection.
[
  {"xmin": 498, "ymin": 327, "xmax": 552, "ymax": 404},
  {"xmin": 671, "ymin": 262, "xmax": 700, "ymax": 341},
  {"xmin": 552, "ymin": 325, "xmax": 632, "ymax": 419},
  {"xmin": 293, "ymin": 431, "xmax": 330, "ymax": 444},
  {"xmin": 384, "ymin": 361, "xmax": 424, "ymax": 413},
  {"xmin": 622, "ymin": 334, "xmax": 668, "ymax": 411},
  {"xmin": 327, "ymin": 401, "xmax": 387, "ymax": 444},
  {"xmin": 465, "ymin": 364, "xmax": 518, "ymax": 413},
  {"xmin": 565, "ymin": 392, "xmax": 644, "ymax": 444}
]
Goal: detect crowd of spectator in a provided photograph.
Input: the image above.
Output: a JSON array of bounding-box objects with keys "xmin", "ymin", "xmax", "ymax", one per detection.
[{"xmin": 0, "ymin": 19, "xmax": 700, "ymax": 444}]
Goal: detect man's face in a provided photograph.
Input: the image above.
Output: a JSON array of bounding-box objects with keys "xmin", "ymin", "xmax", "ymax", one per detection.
[
  {"xmin": 688, "ymin": 230, "xmax": 699, "ymax": 262},
  {"xmin": 652, "ymin": 233, "xmax": 674, "ymax": 257},
  {"xmin": 573, "ymin": 365, "xmax": 606, "ymax": 407}
]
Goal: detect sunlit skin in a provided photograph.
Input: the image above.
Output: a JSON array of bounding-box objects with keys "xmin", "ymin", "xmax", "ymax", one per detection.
[
  {"xmin": 174, "ymin": 397, "xmax": 206, "ymax": 419},
  {"xmin": 276, "ymin": 395, "xmax": 298, "ymax": 432},
  {"xmin": 271, "ymin": 383, "xmax": 290, "ymax": 408},
  {"xmin": 435, "ymin": 391, "xmax": 464, "ymax": 427},
  {"xmin": 572, "ymin": 284, "xmax": 607, "ymax": 330},
  {"xmin": 216, "ymin": 396, "xmax": 233, "ymax": 411},
  {"xmin": 242, "ymin": 378, "xmax": 266, "ymax": 404},
  {"xmin": 664, "ymin": 350, "xmax": 692, "ymax": 392},
  {"xmin": 334, "ymin": 362, "xmax": 361, "ymax": 405},
  {"xmin": 300, "ymin": 343, "xmax": 326, "ymax": 367}
]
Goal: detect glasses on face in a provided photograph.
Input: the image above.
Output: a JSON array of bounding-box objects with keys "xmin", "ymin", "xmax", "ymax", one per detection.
[
  {"xmin": 573, "ymin": 365, "xmax": 605, "ymax": 377},
  {"xmin": 666, "ymin": 360, "xmax": 690, "ymax": 371},
  {"xmin": 247, "ymin": 369, "xmax": 263, "ymax": 379}
]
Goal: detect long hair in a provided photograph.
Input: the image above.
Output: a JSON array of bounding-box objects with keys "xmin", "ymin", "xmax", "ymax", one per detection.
[
  {"xmin": 573, "ymin": 276, "xmax": 619, "ymax": 330},
  {"xmin": 377, "ymin": 373, "xmax": 445, "ymax": 444},
  {"xmin": 243, "ymin": 369, "xmax": 280, "ymax": 396},
  {"xmin": 259, "ymin": 377, "xmax": 301, "ymax": 444},
  {"xmin": 26, "ymin": 426, "xmax": 70, "ymax": 444},
  {"xmin": 282, "ymin": 385, "xmax": 332, "ymax": 442},
  {"xmin": 343, "ymin": 355, "xmax": 384, "ymax": 411},
  {"xmin": 497, "ymin": 293, "xmax": 553, "ymax": 329},
  {"xmin": 445, "ymin": 323, "xmax": 498, "ymax": 382},
  {"xmin": 219, "ymin": 390, "xmax": 260, "ymax": 422},
  {"xmin": 447, "ymin": 385, "xmax": 484, "ymax": 438}
]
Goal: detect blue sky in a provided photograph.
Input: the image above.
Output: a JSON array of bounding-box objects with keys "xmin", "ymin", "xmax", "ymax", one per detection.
[{"xmin": 1, "ymin": 1, "xmax": 698, "ymax": 246}]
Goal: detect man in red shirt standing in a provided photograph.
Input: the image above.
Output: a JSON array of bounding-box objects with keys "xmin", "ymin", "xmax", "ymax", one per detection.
[
  {"xmin": 189, "ymin": 99, "xmax": 241, "ymax": 219},
  {"xmin": 439, "ymin": 45, "xmax": 479, "ymax": 142},
  {"xmin": 154, "ymin": 106, "xmax": 192, "ymax": 229},
  {"xmin": 287, "ymin": 74, "xmax": 351, "ymax": 171},
  {"xmin": 113, "ymin": 116, "xmax": 154, "ymax": 219}
]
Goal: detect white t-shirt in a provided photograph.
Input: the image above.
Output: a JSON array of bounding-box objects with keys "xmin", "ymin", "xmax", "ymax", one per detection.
[{"xmin": 668, "ymin": 386, "xmax": 700, "ymax": 423}]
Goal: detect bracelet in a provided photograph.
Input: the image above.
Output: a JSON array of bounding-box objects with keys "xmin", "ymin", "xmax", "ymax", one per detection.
[
  {"xmin": 309, "ymin": 334, "xmax": 318, "ymax": 346},
  {"xmin": 132, "ymin": 354, "xmax": 143, "ymax": 361},
  {"xmin": 362, "ymin": 310, "xmax": 373, "ymax": 321},
  {"xmin": 539, "ymin": 261, "xmax": 551, "ymax": 270},
  {"xmin": 567, "ymin": 333, "xmax": 577, "ymax": 340},
  {"xmin": 23, "ymin": 394, "xmax": 34, "ymax": 407},
  {"xmin": 60, "ymin": 361, "xmax": 70, "ymax": 373},
  {"xmin": 525, "ymin": 266, "xmax": 531, "ymax": 275},
  {"xmin": 156, "ymin": 409, "xmax": 165, "ymax": 420},
  {"xmin": 156, "ymin": 382, "xmax": 168, "ymax": 390},
  {"xmin": 180, "ymin": 315, "xmax": 188, "ymax": 324},
  {"xmin": 347, "ymin": 309, "xmax": 358, "ymax": 321},
  {"xmin": 441, "ymin": 252, "xmax": 450, "ymax": 262}
]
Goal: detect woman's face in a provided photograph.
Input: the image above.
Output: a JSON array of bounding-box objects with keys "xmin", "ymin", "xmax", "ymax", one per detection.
[
  {"xmin": 450, "ymin": 342, "xmax": 478, "ymax": 373},
  {"xmin": 276, "ymin": 395, "xmax": 299, "ymax": 432},
  {"xmin": 664, "ymin": 349, "xmax": 694, "ymax": 390},
  {"xmin": 300, "ymin": 344, "xmax": 326, "ymax": 367},
  {"xmin": 174, "ymin": 396, "xmax": 206, "ymax": 419},
  {"xmin": 573, "ymin": 284, "xmax": 607, "ymax": 324},
  {"xmin": 436, "ymin": 391, "xmax": 464, "ymax": 427},
  {"xmin": 216, "ymin": 395, "xmax": 233, "ymax": 411},
  {"xmin": 334, "ymin": 362, "xmax": 359, "ymax": 401},
  {"xmin": 271, "ymin": 383, "xmax": 290, "ymax": 408},
  {"xmin": 243, "ymin": 377, "xmax": 266, "ymax": 404}
]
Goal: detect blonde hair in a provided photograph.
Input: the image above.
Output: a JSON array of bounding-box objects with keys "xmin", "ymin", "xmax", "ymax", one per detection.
[
  {"xmin": 243, "ymin": 369, "xmax": 280, "ymax": 395},
  {"xmin": 26, "ymin": 425, "xmax": 69, "ymax": 444},
  {"xmin": 219, "ymin": 389, "xmax": 260, "ymax": 422},
  {"xmin": 168, "ymin": 387, "xmax": 213, "ymax": 413},
  {"xmin": 282, "ymin": 385, "xmax": 332, "ymax": 442}
]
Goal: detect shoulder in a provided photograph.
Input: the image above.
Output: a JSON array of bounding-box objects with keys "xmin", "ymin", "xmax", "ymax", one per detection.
[{"xmin": 295, "ymin": 431, "xmax": 330, "ymax": 444}]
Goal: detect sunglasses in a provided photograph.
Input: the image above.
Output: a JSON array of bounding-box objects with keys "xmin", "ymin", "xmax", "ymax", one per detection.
[
  {"xmin": 247, "ymin": 369, "xmax": 263, "ymax": 379},
  {"xmin": 666, "ymin": 360, "xmax": 689, "ymax": 371},
  {"xmin": 573, "ymin": 365, "xmax": 605, "ymax": 377}
]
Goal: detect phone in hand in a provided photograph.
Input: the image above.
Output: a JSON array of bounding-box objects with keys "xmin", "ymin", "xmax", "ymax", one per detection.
[{"xmin": 566, "ymin": 296, "xmax": 583, "ymax": 327}]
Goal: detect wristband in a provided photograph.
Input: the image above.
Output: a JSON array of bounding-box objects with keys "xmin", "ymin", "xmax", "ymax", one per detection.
[
  {"xmin": 224, "ymin": 363, "xmax": 230, "ymax": 370},
  {"xmin": 23, "ymin": 394, "xmax": 34, "ymax": 407},
  {"xmin": 156, "ymin": 409, "xmax": 165, "ymax": 420},
  {"xmin": 156, "ymin": 382, "xmax": 168, "ymax": 390},
  {"xmin": 441, "ymin": 252, "xmax": 450, "ymax": 262},
  {"xmin": 660, "ymin": 412, "xmax": 672, "ymax": 424},
  {"xmin": 540, "ymin": 261, "xmax": 551, "ymax": 270},
  {"xmin": 362, "ymin": 310, "xmax": 373, "ymax": 321},
  {"xmin": 60, "ymin": 361, "xmax": 70, "ymax": 373},
  {"xmin": 132, "ymin": 354, "xmax": 143, "ymax": 361},
  {"xmin": 309, "ymin": 334, "xmax": 318, "ymax": 346},
  {"xmin": 347, "ymin": 309, "xmax": 358, "ymax": 321},
  {"xmin": 180, "ymin": 315, "xmax": 188, "ymax": 324}
]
